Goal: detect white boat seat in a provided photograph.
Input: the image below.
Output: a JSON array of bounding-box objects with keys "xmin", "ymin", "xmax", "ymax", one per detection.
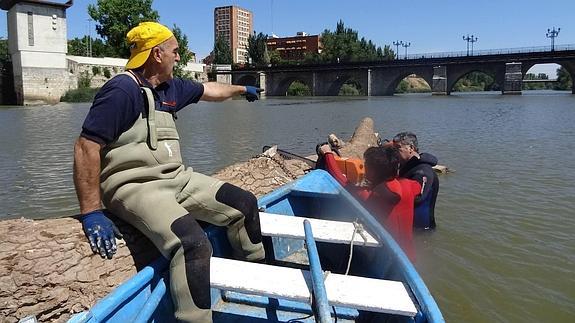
[
  {"xmin": 211, "ymin": 257, "xmax": 417, "ymax": 316},
  {"xmin": 259, "ymin": 212, "xmax": 380, "ymax": 247}
]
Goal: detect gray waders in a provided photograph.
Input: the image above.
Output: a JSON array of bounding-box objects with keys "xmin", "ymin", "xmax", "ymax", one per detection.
[{"xmin": 99, "ymin": 74, "xmax": 265, "ymax": 322}]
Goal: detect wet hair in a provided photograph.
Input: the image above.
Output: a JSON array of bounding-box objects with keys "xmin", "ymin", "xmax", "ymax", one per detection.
[
  {"xmin": 363, "ymin": 146, "xmax": 400, "ymax": 184},
  {"xmin": 393, "ymin": 132, "xmax": 419, "ymax": 152}
]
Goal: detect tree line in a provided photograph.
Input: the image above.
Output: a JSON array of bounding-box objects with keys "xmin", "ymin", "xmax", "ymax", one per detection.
[
  {"xmin": 66, "ymin": 0, "xmax": 194, "ymax": 79},
  {"xmin": 213, "ymin": 20, "xmax": 395, "ymax": 67}
]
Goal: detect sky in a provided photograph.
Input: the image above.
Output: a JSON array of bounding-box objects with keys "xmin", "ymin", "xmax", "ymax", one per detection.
[{"xmin": 1, "ymin": 0, "xmax": 574, "ymax": 76}]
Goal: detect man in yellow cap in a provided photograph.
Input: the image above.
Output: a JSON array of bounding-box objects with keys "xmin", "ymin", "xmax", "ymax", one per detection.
[{"xmin": 73, "ymin": 21, "xmax": 265, "ymax": 322}]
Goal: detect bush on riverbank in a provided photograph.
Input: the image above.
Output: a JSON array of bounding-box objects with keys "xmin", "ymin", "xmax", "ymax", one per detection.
[
  {"xmin": 61, "ymin": 70, "xmax": 100, "ymax": 102},
  {"xmin": 61, "ymin": 87, "xmax": 100, "ymax": 102},
  {"xmin": 287, "ymin": 81, "xmax": 311, "ymax": 96}
]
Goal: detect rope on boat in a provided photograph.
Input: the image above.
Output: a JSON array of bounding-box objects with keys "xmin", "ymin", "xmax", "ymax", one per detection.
[
  {"xmin": 345, "ymin": 220, "xmax": 368, "ymax": 276},
  {"xmin": 253, "ymin": 152, "xmax": 300, "ymax": 180}
]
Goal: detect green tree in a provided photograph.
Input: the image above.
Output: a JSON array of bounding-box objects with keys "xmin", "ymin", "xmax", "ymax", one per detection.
[
  {"xmin": 0, "ymin": 38, "xmax": 9, "ymax": 64},
  {"xmin": 88, "ymin": 0, "xmax": 159, "ymax": 58},
  {"xmin": 269, "ymin": 50, "xmax": 284, "ymax": 65},
  {"xmin": 319, "ymin": 20, "xmax": 394, "ymax": 63},
  {"xmin": 339, "ymin": 82, "xmax": 361, "ymax": 95},
  {"xmin": 287, "ymin": 81, "xmax": 311, "ymax": 96},
  {"xmin": 213, "ymin": 36, "xmax": 232, "ymax": 64},
  {"xmin": 555, "ymin": 66, "xmax": 572, "ymax": 90},
  {"xmin": 68, "ymin": 36, "xmax": 108, "ymax": 57},
  {"xmin": 246, "ymin": 32, "xmax": 270, "ymax": 66},
  {"xmin": 172, "ymin": 24, "xmax": 194, "ymax": 79},
  {"xmin": 453, "ymin": 72, "xmax": 499, "ymax": 92}
]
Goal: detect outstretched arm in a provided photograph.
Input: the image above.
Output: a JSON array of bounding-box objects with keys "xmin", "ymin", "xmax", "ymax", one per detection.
[{"xmin": 201, "ymin": 83, "xmax": 262, "ymax": 102}]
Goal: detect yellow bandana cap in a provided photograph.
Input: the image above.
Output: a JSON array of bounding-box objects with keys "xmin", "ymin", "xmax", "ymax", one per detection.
[{"xmin": 125, "ymin": 22, "xmax": 174, "ymax": 69}]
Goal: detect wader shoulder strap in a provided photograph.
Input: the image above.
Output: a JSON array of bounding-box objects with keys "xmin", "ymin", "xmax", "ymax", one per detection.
[
  {"xmin": 121, "ymin": 71, "xmax": 158, "ymax": 150},
  {"xmin": 141, "ymin": 87, "xmax": 158, "ymax": 150}
]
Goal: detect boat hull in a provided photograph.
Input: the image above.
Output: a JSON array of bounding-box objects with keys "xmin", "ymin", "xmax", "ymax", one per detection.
[{"xmin": 69, "ymin": 170, "xmax": 443, "ymax": 322}]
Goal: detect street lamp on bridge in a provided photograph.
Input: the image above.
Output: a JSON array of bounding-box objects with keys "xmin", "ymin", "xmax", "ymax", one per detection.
[
  {"xmin": 401, "ymin": 41, "xmax": 411, "ymax": 59},
  {"xmin": 86, "ymin": 18, "xmax": 93, "ymax": 57},
  {"xmin": 392, "ymin": 40, "xmax": 402, "ymax": 59},
  {"xmin": 462, "ymin": 34, "xmax": 478, "ymax": 56},
  {"xmin": 546, "ymin": 27, "xmax": 560, "ymax": 51}
]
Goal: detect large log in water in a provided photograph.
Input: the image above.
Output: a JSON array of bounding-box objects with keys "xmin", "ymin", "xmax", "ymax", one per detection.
[{"xmin": 0, "ymin": 118, "xmax": 379, "ymax": 322}]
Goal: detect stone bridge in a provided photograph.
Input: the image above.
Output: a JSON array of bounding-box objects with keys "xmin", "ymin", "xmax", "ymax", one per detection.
[{"xmin": 227, "ymin": 48, "xmax": 575, "ymax": 96}]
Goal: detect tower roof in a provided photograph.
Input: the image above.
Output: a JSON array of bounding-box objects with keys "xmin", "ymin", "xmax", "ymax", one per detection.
[{"xmin": 0, "ymin": 0, "xmax": 73, "ymax": 11}]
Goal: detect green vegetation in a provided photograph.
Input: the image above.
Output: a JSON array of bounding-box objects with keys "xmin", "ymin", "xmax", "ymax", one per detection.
[
  {"xmin": 92, "ymin": 65, "xmax": 101, "ymax": 76},
  {"xmin": 213, "ymin": 36, "xmax": 232, "ymax": 64},
  {"xmin": 286, "ymin": 81, "xmax": 311, "ymax": 96},
  {"xmin": 339, "ymin": 81, "xmax": 363, "ymax": 96},
  {"xmin": 246, "ymin": 32, "xmax": 270, "ymax": 66},
  {"xmin": 61, "ymin": 87, "xmax": 100, "ymax": 102},
  {"xmin": 103, "ymin": 67, "xmax": 111, "ymax": 78},
  {"xmin": 0, "ymin": 38, "xmax": 9, "ymax": 64},
  {"xmin": 555, "ymin": 66, "xmax": 572, "ymax": 90},
  {"xmin": 453, "ymin": 72, "xmax": 499, "ymax": 92},
  {"xmin": 61, "ymin": 71, "xmax": 99, "ymax": 102},
  {"xmin": 172, "ymin": 24, "xmax": 194, "ymax": 79},
  {"xmin": 316, "ymin": 20, "xmax": 395, "ymax": 64},
  {"xmin": 68, "ymin": 36, "xmax": 108, "ymax": 57},
  {"xmin": 88, "ymin": 0, "xmax": 159, "ymax": 58}
]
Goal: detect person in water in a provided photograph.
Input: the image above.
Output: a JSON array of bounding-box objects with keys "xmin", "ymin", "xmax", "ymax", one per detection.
[
  {"xmin": 392, "ymin": 132, "xmax": 439, "ymax": 229},
  {"xmin": 73, "ymin": 22, "xmax": 265, "ymax": 322},
  {"xmin": 317, "ymin": 144, "xmax": 421, "ymax": 259}
]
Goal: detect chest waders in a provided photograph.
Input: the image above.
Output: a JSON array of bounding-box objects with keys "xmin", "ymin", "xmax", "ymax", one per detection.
[{"xmin": 99, "ymin": 73, "xmax": 264, "ymax": 322}]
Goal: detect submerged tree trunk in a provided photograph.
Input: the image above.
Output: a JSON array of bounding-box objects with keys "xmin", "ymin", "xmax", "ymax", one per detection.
[{"xmin": 0, "ymin": 118, "xmax": 384, "ymax": 322}]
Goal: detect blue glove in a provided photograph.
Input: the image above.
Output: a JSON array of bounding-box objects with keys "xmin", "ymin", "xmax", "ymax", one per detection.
[
  {"xmin": 81, "ymin": 210, "xmax": 123, "ymax": 259},
  {"xmin": 245, "ymin": 86, "xmax": 263, "ymax": 102}
]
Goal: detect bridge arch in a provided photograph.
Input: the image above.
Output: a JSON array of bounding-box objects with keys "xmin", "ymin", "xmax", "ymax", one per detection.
[
  {"xmin": 386, "ymin": 71, "xmax": 432, "ymax": 95},
  {"xmin": 447, "ymin": 64, "xmax": 505, "ymax": 94},
  {"xmin": 275, "ymin": 77, "xmax": 313, "ymax": 96},
  {"xmin": 326, "ymin": 74, "xmax": 367, "ymax": 96},
  {"xmin": 522, "ymin": 61, "xmax": 575, "ymax": 79},
  {"xmin": 235, "ymin": 74, "xmax": 258, "ymax": 86},
  {"xmin": 369, "ymin": 66, "xmax": 433, "ymax": 96}
]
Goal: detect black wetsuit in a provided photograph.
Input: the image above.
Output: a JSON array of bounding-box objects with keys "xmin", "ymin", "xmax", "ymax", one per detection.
[{"xmin": 399, "ymin": 153, "xmax": 439, "ymax": 229}]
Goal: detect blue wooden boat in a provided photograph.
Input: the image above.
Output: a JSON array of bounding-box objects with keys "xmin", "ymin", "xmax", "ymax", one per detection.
[{"xmin": 69, "ymin": 170, "xmax": 444, "ymax": 323}]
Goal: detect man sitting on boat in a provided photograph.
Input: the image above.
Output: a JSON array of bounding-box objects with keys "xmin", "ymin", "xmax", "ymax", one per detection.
[
  {"xmin": 73, "ymin": 21, "xmax": 265, "ymax": 323},
  {"xmin": 391, "ymin": 132, "xmax": 439, "ymax": 230},
  {"xmin": 317, "ymin": 144, "xmax": 421, "ymax": 259}
]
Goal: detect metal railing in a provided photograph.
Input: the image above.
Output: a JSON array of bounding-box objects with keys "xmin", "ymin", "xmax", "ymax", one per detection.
[{"xmin": 401, "ymin": 44, "xmax": 575, "ymax": 60}]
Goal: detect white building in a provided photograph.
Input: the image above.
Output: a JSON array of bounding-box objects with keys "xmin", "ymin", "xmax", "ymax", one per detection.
[{"xmin": 1, "ymin": 0, "xmax": 74, "ymax": 105}]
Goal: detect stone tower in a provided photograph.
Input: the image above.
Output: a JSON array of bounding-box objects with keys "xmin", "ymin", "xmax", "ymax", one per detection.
[{"xmin": 0, "ymin": 0, "xmax": 73, "ymax": 105}]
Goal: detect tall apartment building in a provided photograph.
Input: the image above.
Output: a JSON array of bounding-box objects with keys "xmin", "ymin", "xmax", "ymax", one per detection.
[{"xmin": 214, "ymin": 6, "xmax": 253, "ymax": 64}]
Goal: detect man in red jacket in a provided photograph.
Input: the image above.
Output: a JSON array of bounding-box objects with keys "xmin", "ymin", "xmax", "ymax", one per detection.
[{"xmin": 317, "ymin": 144, "xmax": 421, "ymax": 259}]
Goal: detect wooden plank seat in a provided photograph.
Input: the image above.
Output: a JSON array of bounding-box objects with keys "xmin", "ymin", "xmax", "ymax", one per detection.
[
  {"xmin": 211, "ymin": 257, "xmax": 417, "ymax": 316},
  {"xmin": 259, "ymin": 212, "xmax": 380, "ymax": 247}
]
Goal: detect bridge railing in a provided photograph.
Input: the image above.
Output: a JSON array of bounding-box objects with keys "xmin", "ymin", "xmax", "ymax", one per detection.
[{"xmin": 402, "ymin": 44, "xmax": 575, "ymax": 60}]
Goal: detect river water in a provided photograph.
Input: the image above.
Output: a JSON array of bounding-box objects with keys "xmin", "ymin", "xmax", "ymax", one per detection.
[{"xmin": 0, "ymin": 91, "xmax": 574, "ymax": 322}]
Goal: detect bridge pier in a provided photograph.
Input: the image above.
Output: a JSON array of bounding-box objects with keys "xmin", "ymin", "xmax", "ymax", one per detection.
[
  {"xmin": 259, "ymin": 72, "xmax": 266, "ymax": 98},
  {"xmin": 367, "ymin": 69, "xmax": 372, "ymax": 96},
  {"xmin": 503, "ymin": 62, "xmax": 522, "ymax": 95},
  {"xmin": 432, "ymin": 66, "xmax": 448, "ymax": 95}
]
